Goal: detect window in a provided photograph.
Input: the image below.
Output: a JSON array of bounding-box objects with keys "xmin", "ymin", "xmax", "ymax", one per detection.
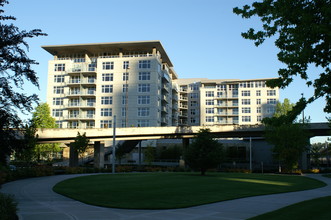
[
  {"xmin": 52, "ymin": 109, "xmax": 63, "ymax": 117},
  {"xmin": 191, "ymin": 101, "xmax": 198, "ymax": 107},
  {"xmin": 102, "ymin": 73, "xmax": 113, "ymax": 81},
  {"xmin": 138, "ymin": 84, "xmax": 150, "ymax": 93},
  {"xmin": 54, "ymin": 63, "xmax": 65, "ymax": 71},
  {"xmin": 241, "ymin": 90, "xmax": 250, "ymax": 96},
  {"xmin": 255, "ymin": 81, "xmax": 266, "ymax": 88},
  {"xmin": 120, "ymin": 108, "xmax": 126, "ymax": 118},
  {"xmin": 190, "ymin": 117, "xmax": 197, "ymax": 123},
  {"xmin": 138, "ymin": 107, "xmax": 149, "ymax": 117},
  {"xmin": 257, "ymin": 107, "xmax": 262, "ymax": 113},
  {"xmin": 86, "ymin": 98, "xmax": 95, "ymax": 106},
  {"xmin": 53, "ymin": 86, "xmax": 64, "ymax": 94},
  {"xmin": 242, "ymin": 116, "xmax": 251, "ymax": 122},
  {"xmin": 242, "ymin": 107, "xmax": 251, "ymax": 113},
  {"xmin": 70, "ymin": 76, "xmax": 80, "ymax": 83},
  {"xmin": 73, "ymin": 58, "xmax": 85, "ymax": 63},
  {"xmin": 205, "ymin": 99, "xmax": 214, "ymax": 106},
  {"xmin": 190, "ymin": 93, "xmax": 198, "ymax": 99},
  {"xmin": 123, "ymin": 72, "xmax": 129, "ymax": 81},
  {"xmin": 256, "ymin": 90, "xmax": 261, "ymax": 96},
  {"xmin": 69, "ymin": 110, "xmax": 79, "ymax": 118},
  {"xmin": 256, "ymin": 99, "xmax": 261, "ymax": 105},
  {"xmin": 102, "ymin": 62, "xmax": 114, "ymax": 70},
  {"xmin": 267, "ymin": 99, "xmax": 277, "ymax": 104},
  {"xmin": 138, "ymin": 95, "xmax": 150, "ymax": 104},
  {"xmin": 123, "ymin": 84, "xmax": 128, "ymax": 93},
  {"xmin": 267, "ymin": 90, "xmax": 276, "ymax": 96},
  {"xmin": 191, "ymin": 109, "xmax": 196, "ymax": 115},
  {"xmin": 100, "ymin": 120, "xmax": 112, "ymax": 128},
  {"xmin": 139, "ymin": 60, "xmax": 151, "ymax": 68},
  {"xmin": 257, "ymin": 115, "xmax": 262, "ymax": 122},
  {"xmin": 53, "ymin": 98, "xmax": 63, "ymax": 106},
  {"xmin": 86, "ymin": 110, "xmax": 95, "ymax": 118},
  {"xmin": 121, "ymin": 120, "xmax": 126, "ymax": 128},
  {"xmin": 101, "ymin": 96, "xmax": 112, "ymax": 105},
  {"xmin": 101, "ymin": 108, "xmax": 112, "ymax": 117},
  {"xmin": 102, "ymin": 85, "xmax": 113, "ymax": 93},
  {"xmin": 69, "ymin": 98, "xmax": 79, "ymax": 106},
  {"xmin": 267, "ymin": 107, "xmax": 276, "ymax": 114},
  {"xmin": 233, "ymin": 108, "xmax": 239, "ymax": 115},
  {"xmin": 190, "ymin": 84, "xmax": 199, "ymax": 91},
  {"xmin": 139, "ymin": 72, "xmax": 151, "ymax": 80},
  {"xmin": 205, "ymin": 116, "xmax": 214, "ymax": 122},
  {"xmin": 206, "ymin": 108, "xmax": 214, "ymax": 114},
  {"xmin": 123, "ymin": 61, "xmax": 129, "ymax": 69},
  {"xmin": 242, "ymin": 99, "xmax": 251, "ymax": 105},
  {"xmin": 55, "ymin": 121, "xmax": 63, "ymax": 128},
  {"xmin": 205, "ymin": 91, "xmax": 214, "ymax": 97},
  {"xmin": 122, "ymin": 96, "xmax": 127, "ymax": 105},
  {"xmin": 137, "ymin": 119, "xmax": 149, "ymax": 127},
  {"xmin": 54, "ymin": 75, "xmax": 64, "ymax": 83}
]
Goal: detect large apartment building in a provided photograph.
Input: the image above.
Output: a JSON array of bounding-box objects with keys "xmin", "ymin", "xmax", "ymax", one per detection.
[{"xmin": 42, "ymin": 41, "xmax": 279, "ymax": 128}]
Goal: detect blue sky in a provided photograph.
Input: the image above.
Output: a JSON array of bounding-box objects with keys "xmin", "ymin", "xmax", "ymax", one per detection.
[{"xmin": 4, "ymin": 0, "xmax": 329, "ymax": 142}]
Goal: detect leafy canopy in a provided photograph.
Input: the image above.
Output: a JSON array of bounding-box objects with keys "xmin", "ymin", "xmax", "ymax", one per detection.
[
  {"xmin": 234, "ymin": 0, "xmax": 331, "ymax": 113},
  {"xmin": 0, "ymin": 0, "xmax": 46, "ymax": 165}
]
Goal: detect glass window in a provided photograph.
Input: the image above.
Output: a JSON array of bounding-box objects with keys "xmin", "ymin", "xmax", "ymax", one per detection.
[
  {"xmin": 54, "ymin": 75, "xmax": 64, "ymax": 83},
  {"xmin": 256, "ymin": 90, "xmax": 261, "ymax": 96},
  {"xmin": 137, "ymin": 119, "xmax": 149, "ymax": 127},
  {"xmin": 122, "ymin": 96, "xmax": 127, "ymax": 105},
  {"xmin": 242, "ymin": 99, "xmax": 251, "ymax": 105},
  {"xmin": 102, "ymin": 85, "xmax": 113, "ymax": 93},
  {"xmin": 102, "ymin": 62, "xmax": 114, "ymax": 70},
  {"xmin": 138, "ymin": 60, "xmax": 151, "ymax": 68},
  {"xmin": 138, "ymin": 107, "xmax": 150, "ymax": 117},
  {"xmin": 102, "ymin": 73, "xmax": 113, "ymax": 81},
  {"xmin": 257, "ymin": 115, "xmax": 262, "ymax": 122},
  {"xmin": 101, "ymin": 96, "xmax": 112, "ymax": 105},
  {"xmin": 205, "ymin": 99, "xmax": 214, "ymax": 106},
  {"xmin": 242, "ymin": 107, "xmax": 251, "ymax": 113},
  {"xmin": 206, "ymin": 108, "xmax": 214, "ymax": 114},
  {"xmin": 267, "ymin": 90, "xmax": 276, "ymax": 96},
  {"xmin": 101, "ymin": 108, "xmax": 112, "ymax": 117},
  {"xmin": 139, "ymin": 72, "xmax": 151, "ymax": 80},
  {"xmin": 190, "ymin": 93, "xmax": 198, "ymax": 99},
  {"xmin": 53, "ymin": 86, "xmax": 64, "ymax": 94},
  {"xmin": 241, "ymin": 90, "xmax": 250, "ymax": 96},
  {"xmin": 267, "ymin": 107, "xmax": 276, "ymax": 113},
  {"xmin": 205, "ymin": 91, "xmax": 214, "ymax": 97},
  {"xmin": 53, "ymin": 98, "xmax": 63, "ymax": 106},
  {"xmin": 256, "ymin": 99, "xmax": 261, "ymax": 105},
  {"xmin": 121, "ymin": 107, "xmax": 126, "ymax": 117},
  {"xmin": 138, "ymin": 84, "xmax": 150, "ymax": 93},
  {"xmin": 100, "ymin": 120, "xmax": 112, "ymax": 128},
  {"xmin": 191, "ymin": 109, "xmax": 196, "ymax": 115},
  {"xmin": 55, "ymin": 121, "xmax": 63, "ymax": 128},
  {"xmin": 52, "ymin": 109, "xmax": 63, "ymax": 117},
  {"xmin": 242, "ymin": 116, "xmax": 251, "ymax": 122},
  {"xmin": 257, "ymin": 107, "xmax": 262, "ymax": 113},
  {"xmin": 54, "ymin": 63, "xmax": 65, "ymax": 71},
  {"xmin": 138, "ymin": 95, "xmax": 150, "ymax": 104},
  {"xmin": 123, "ymin": 72, "xmax": 129, "ymax": 81},
  {"xmin": 123, "ymin": 61, "xmax": 129, "ymax": 69},
  {"xmin": 191, "ymin": 101, "xmax": 198, "ymax": 107},
  {"xmin": 123, "ymin": 84, "xmax": 128, "ymax": 93},
  {"xmin": 205, "ymin": 116, "xmax": 214, "ymax": 122},
  {"xmin": 190, "ymin": 84, "xmax": 199, "ymax": 91},
  {"xmin": 267, "ymin": 99, "xmax": 277, "ymax": 104}
]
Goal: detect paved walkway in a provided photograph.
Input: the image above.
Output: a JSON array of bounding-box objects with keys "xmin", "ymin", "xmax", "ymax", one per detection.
[{"xmin": 1, "ymin": 173, "xmax": 331, "ymax": 220}]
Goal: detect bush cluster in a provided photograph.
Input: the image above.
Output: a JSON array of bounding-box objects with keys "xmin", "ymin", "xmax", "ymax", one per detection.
[{"xmin": 0, "ymin": 193, "xmax": 18, "ymax": 220}]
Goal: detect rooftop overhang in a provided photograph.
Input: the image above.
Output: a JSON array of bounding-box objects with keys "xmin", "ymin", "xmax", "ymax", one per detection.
[{"xmin": 42, "ymin": 40, "xmax": 174, "ymax": 67}]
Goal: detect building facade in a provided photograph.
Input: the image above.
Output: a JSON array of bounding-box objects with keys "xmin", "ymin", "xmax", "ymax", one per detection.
[
  {"xmin": 43, "ymin": 41, "xmax": 178, "ymax": 129},
  {"xmin": 43, "ymin": 41, "xmax": 279, "ymax": 128}
]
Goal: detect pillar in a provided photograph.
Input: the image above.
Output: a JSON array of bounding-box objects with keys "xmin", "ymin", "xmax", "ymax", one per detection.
[
  {"xmin": 94, "ymin": 141, "xmax": 105, "ymax": 169},
  {"xmin": 69, "ymin": 143, "xmax": 79, "ymax": 167},
  {"xmin": 181, "ymin": 138, "xmax": 190, "ymax": 168}
]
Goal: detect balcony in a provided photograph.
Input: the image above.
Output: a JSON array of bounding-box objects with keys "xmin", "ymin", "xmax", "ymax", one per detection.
[
  {"xmin": 66, "ymin": 79, "xmax": 96, "ymax": 86},
  {"xmin": 162, "ymin": 84, "xmax": 169, "ymax": 93},
  {"xmin": 67, "ymin": 63, "xmax": 97, "ymax": 74},
  {"xmin": 66, "ymin": 91, "xmax": 96, "ymax": 97},
  {"xmin": 65, "ymin": 114, "xmax": 95, "ymax": 120},
  {"xmin": 66, "ymin": 102, "xmax": 96, "ymax": 108},
  {"xmin": 162, "ymin": 71, "xmax": 171, "ymax": 83},
  {"xmin": 179, "ymin": 104, "xmax": 188, "ymax": 109}
]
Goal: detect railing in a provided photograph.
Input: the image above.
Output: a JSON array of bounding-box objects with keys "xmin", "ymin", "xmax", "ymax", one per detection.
[
  {"xmin": 65, "ymin": 114, "xmax": 95, "ymax": 120},
  {"xmin": 67, "ymin": 91, "xmax": 96, "ymax": 96},
  {"xmin": 66, "ymin": 103, "xmax": 96, "ymax": 108},
  {"xmin": 67, "ymin": 63, "xmax": 97, "ymax": 73}
]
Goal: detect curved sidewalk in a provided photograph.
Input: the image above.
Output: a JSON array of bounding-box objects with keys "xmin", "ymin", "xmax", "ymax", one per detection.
[{"xmin": 1, "ymin": 174, "xmax": 331, "ymax": 220}]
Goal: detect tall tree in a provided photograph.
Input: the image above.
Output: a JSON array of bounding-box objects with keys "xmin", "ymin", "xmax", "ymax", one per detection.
[
  {"xmin": 71, "ymin": 132, "xmax": 90, "ymax": 160},
  {"xmin": 0, "ymin": 0, "xmax": 46, "ymax": 165},
  {"xmin": 185, "ymin": 129, "xmax": 223, "ymax": 175},
  {"xmin": 31, "ymin": 103, "xmax": 61, "ymax": 162},
  {"xmin": 263, "ymin": 99, "xmax": 310, "ymax": 171},
  {"xmin": 233, "ymin": 0, "xmax": 331, "ymax": 115}
]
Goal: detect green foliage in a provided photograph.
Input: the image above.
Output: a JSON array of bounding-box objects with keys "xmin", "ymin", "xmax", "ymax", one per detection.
[
  {"xmin": 274, "ymin": 98, "xmax": 294, "ymax": 118},
  {"xmin": 234, "ymin": 0, "xmax": 331, "ymax": 114},
  {"xmin": 0, "ymin": 0, "xmax": 47, "ymax": 166},
  {"xmin": 157, "ymin": 145, "xmax": 182, "ymax": 160},
  {"xmin": 0, "ymin": 192, "xmax": 17, "ymax": 220},
  {"xmin": 185, "ymin": 129, "xmax": 224, "ymax": 175},
  {"xmin": 310, "ymin": 143, "xmax": 325, "ymax": 167},
  {"xmin": 71, "ymin": 132, "xmax": 89, "ymax": 156},
  {"xmin": 31, "ymin": 103, "xmax": 57, "ymax": 129}
]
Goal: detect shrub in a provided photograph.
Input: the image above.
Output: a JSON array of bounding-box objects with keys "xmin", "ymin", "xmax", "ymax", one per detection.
[{"xmin": 0, "ymin": 193, "xmax": 18, "ymax": 220}]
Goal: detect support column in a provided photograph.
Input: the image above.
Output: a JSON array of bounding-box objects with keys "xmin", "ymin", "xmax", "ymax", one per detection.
[
  {"xmin": 69, "ymin": 143, "xmax": 79, "ymax": 167},
  {"xmin": 180, "ymin": 138, "xmax": 190, "ymax": 168},
  {"xmin": 94, "ymin": 141, "xmax": 105, "ymax": 169}
]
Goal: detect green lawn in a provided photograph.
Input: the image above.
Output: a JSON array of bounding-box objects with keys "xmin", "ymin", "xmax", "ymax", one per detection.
[
  {"xmin": 249, "ymin": 196, "xmax": 331, "ymax": 220},
  {"xmin": 53, "ymin": 172, "xmax": 325, "ymax": 209}
]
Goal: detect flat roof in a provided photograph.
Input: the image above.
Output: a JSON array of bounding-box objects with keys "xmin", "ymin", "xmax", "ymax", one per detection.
[{"xmin": 42, "ymin": 40, "xmax": 173, "ymax": 67}]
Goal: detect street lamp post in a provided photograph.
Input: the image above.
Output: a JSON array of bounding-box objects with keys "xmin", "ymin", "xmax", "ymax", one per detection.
[
  {"xmin": 301, "ymin": 93, "xmax": 304, "ymax": 123},
  {"xmin": 125, "ymin": 66, "xmax": 130, "ymax": 127},
  {"xmin": 112, "ymin": 115, "xmax": 116, "ymax": 174}
]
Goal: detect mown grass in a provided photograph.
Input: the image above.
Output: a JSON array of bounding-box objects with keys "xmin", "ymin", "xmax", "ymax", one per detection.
[
  {"xmin": 249, "ymin": 196, "xmax": 331, "ymax": 220},
  {"xmin": 53, "ymin": 172, "xmax": 325, "ymax": 209}
]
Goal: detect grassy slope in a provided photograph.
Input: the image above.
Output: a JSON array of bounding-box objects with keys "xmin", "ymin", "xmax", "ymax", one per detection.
[{"xmin": 53, "ymin": 172, "xmax": 325, "ymax": 209}]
